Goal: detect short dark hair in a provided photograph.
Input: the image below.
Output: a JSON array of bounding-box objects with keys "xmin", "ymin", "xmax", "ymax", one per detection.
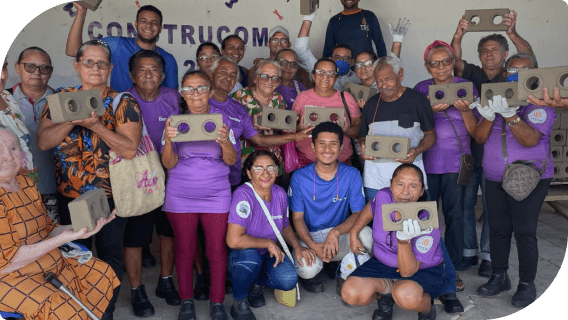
[
  {"xmin": 332, "ymin": 44, "xmax": 353, "ymax": 58},
  {"xmin": 76, "ymin": 40, "xmax": 111, "ymax": 62},
  {"xmin": 356, "ymin": 50, "xmax": 378, "ymax": 61},
  {"xmin": 179, "ymin": 70, "xmax": 212, "ymax": 113},
  {"xmin": 311, "ymin": 121, "xmax": 344, "ymax": 146},
  {"xmin": 196, "ymin": 42, "xmax": 221, "ymax": 60},
  {"xmin": 477, "ymin": 34, "xmax": 509, "ymax": 54},
  {"xmin": 221, "ymin": 35, "xmax": 244, "ymax": 50},
  {"xmin": 17, "ymin": 47, "xmax": 52, "ymax": 65},
  {"xmin": 136, "ymin": 5, "xmax": 163, "ymax": 25},
  {"xmin": 243, "ymin": 150, "xmax": 280, "ymax": 177},
  {"xmin": 312, "ymin": 58, "xmax": 338, "ymax": 75},
  {"xmin": 128, "ymin": 50, "xmax": 166, "ymax": 75},
  {"xmin": 392, "ymin": 163, "xmax": 425, "ymax": 188}
]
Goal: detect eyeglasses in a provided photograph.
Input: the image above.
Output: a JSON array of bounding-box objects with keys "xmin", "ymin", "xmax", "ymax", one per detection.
[
  {"xmin": 331, "ymin": 55, "xmax": 352, "ymax": 63},
  {"xmin": 180, "ymin": 86, "xmax": 211, "ymax": 95},
  {"xmin": 19, "ymin": 63, "xmax": 53, "ymax": 75},
  {"xmin": 354, "ymin": 60, "xmax": 374, "ymax": 69},
  {"xmin": 279, "ymin": 59, "xmax": 298, "ymax": 69},
  {"xmin": 506, "ymin": 66, "xmax": 530, "ymax": 74},
  {"xmin": 79, "ymin": 59, "xmax": 111, "ymax": 70},
  {"xmin": 251, "ymin": 165, "xmax": 279, "ymax": 175},
  {"xmin": 198, "ymin": 54, "xmax": 220, "ymax": 61},
  {"xmin": 427, "ymin": 58, "xmax": 453, "ymax": 68},
  {"xmin": 314, "ymin": 69, "xmax": 338, "ymax": 77},
  {"xmin": 257, "ymin": 74, "xmax": 281, "ymax": 82},
  {"xmin": 269, "ymin": 38, "xmax": 289, "ymax": 45}
]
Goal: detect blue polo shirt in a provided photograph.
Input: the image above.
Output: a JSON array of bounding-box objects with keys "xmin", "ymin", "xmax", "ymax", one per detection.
[
  {"xmin": 289, "ymin": 162, "xmax": 365, "ymax": 232},
  {"xmin": 102, "ymin": 37, "xmax": 179, "ymax": 92}
]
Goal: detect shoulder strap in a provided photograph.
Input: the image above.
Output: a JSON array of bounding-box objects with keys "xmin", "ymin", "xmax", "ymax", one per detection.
[
  {"xmin": 293, "ymin": 80, "xmax": 301, "ymax": 95},
  {"xmin": 340, "ymin": 91, "xmax": 352, "ymax": 121},
  {"xmin": 501, "ymin": 118, "xmax": 551, "ymax": 175},
  {"xmin": 443, "ymin": 110, "xmax": 464, "ymax": 155}
]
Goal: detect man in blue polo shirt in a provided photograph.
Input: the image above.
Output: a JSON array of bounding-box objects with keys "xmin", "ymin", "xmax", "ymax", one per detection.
[
  {"xmin": 289, "ymin": 122, "xmax": 373, "ymax": 294},
  {"xmin": 65, "ymin": 3, "xmax": 178, "ymax": 92}
]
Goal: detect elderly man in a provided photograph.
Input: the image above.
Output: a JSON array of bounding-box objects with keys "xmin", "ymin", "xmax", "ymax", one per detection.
[
  {"xmin": 275, "ymin": 49, "xmax": 309, "ymax": 109},
  {"xmin": 451, "ymin": 10, "xmax": 534, "ymax": 274}
]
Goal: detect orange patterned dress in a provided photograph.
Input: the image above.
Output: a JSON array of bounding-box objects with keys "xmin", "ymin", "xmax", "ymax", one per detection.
[{"xmin": 0, "ymin": 175, "xmax": 120, "ymax": 319}]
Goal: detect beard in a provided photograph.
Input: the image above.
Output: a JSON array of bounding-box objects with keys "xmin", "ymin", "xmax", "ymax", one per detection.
[{"xmin": 138, "ymin": 33, "xmax": 159, "ymax": 44}]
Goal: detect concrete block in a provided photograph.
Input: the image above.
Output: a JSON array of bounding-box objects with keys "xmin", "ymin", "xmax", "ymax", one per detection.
[
  {"xmin": 68, "ymin": 189, "xmax": 110, "ymax": 232},
  {"xmin": 480, "ymin": 82, "xmax": 528, "ymax": 108},
  {"xmin": 464, "ymin": 9, "xmax": 509, "ymax": 32},
  {"xmin": 553, "ymin": 111, "xmax": 562, "ymax": 129},
  {"xmin": 562, "ymin": 162, "xmax": 568, "ymax": 179},
  {"xmin": 564, "ymin": 146, "xmax": 568, "ymax": 162},
  {"xmin": 47, "ymin": 90, "xmax": 105, "ymax": 124},
  {"xmin": 560, "ymin": 112, "xmax": 568, "ymax": 129},
  {"xmin": 518, "ymin": 66, "xmax": 568, "ymax": 100},
  {"xmin": 303, "ymin": 107, "xmax": 344, "ymax": 127},
  {"xmin": 300, "ymin": 0, "xmax": 319, "ymax": 15},
  {"xmin": 428, "ymin": 82, "xmax": 474, "ymax": 106},
  {"xmin": 170, "ymin": 114, "xmax": 223, "ymax": 142},
  {"xmin": 257, "ymin": 107, "xmax": 297, "ymax": 131},
  {"xmin": 551, "ymin": 130, "xmax": 567, "ymax": 146},
  {"xmin": 381, "ymin": 201, "xmax": 439, "ymax": 231},
  {"xmin": 76, "ymin": 0, "xmax": 102, "ymax": 11},
  {"xmin": 365, "ymin": 135, "xmax": 410, "ymax": 159},
  {"xmin": 553, "ymin": 163, "xmax": 563, "ymax": 180},
  {"xmin": 344, "ymin": 83, "xmax": 378, "ymax": 102},
  {"xmin": 552, "ymin": 146, "xmax": 563, "ymax": 162}
]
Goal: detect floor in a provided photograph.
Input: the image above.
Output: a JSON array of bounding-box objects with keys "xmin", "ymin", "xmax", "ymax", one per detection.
[{"xmin": 111, "ymin": 197, "xmax": 568, "ymax": 320}]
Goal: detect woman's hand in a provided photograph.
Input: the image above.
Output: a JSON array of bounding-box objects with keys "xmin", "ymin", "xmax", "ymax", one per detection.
[
  {"xmin": 454, "ymin": 100, "xmax": 472, "ymax": 113},
  {"xmin": 60, "ymin": 210, "xmax": 116, "ymax": 243},
  {"xmin": 292, "ymin": 126, "xmax": 314, "ymax": 141},
  {"xmin": 349, "ymin": 233, "xmax": 367, "ymax": 255},
  {"xmin": 164, "ymin": 118, "xmax": 178, "ymax": 143},
  {"xmin": 294, "ymin": 246, "xmax": 316, "ymax": 268},
  {"xmin": 71, "ymin": 111, "xmax": 103, "ymax": 131},
  {"xmin": 252, "ymin": 112, "xmax": 271, "ymax": 132},
  {"xmin": 357, "ymin": 99, "xmax": 366, "ymax": 109},
  {"xmin": 432, "ymin": 103, "xmax": 450, "ymax": 113},
  {"xmin": 216, "ymin": 123, "xmax": 230, "ymax": 145},
  {"xmin": 267, "ymin": 241, "xmax": 286, "ymax": 268}
]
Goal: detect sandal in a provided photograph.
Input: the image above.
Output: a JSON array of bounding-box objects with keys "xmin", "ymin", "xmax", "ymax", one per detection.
[{"xmin": 456, "ymin": 273, "xmax": 465, "ymax": 292}]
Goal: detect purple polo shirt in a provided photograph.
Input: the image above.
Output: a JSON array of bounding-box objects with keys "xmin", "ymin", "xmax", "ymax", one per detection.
[
  {"xmin": 162, "ymin": 104, "xmax": 233, "ymax": 213},
  {"xmin": 276, "ymin": 81, "xmax": 307, "ymax": 110},
  {"xmin": 228, "ymin": 183, "xmax": 290, "ymax": 254},
  {"xmin": 413, "ymin": 77, "xmax": 479, "ymax": 174},
  {"xmin": 127, "ymin": 86, "xmax": 180, "ymax": 149},
  {"xmin": 370, "ymin": 188, "xmax": 443, "ymax": 269},
  {"xmin": 209, "ymin": 97, "xmax": 258, "ymax": 186},
  {"xmin": 482, "ymin": 105, "xmax": 556, "ymax": 182}
]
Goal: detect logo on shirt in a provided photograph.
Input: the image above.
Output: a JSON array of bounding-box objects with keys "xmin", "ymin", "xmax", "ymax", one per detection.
[
  {"xmin": 528, "ymin": 108, "xmax": 547, "ymax": 124},
  {"xmin": 229, "ymin": 129, "xmax": 236, "ymax": 145},
  {"xmin": 236, "ymin": 200, "xmax": 251, "ymax": 219},
  {"xmin": 332, "ymin": 196, "xmax": 347, "ymax": 203},
  {"xmin": 360, "ymin": 24, "xmax": 370, "ymax": 31},
  {"xmin": 159, "ymin": 117, "xmax": 168, "ymax": 121},
  {"xmin": 415, "ymin": 236, "xmax": 434, "ymax": 254},
  {"xmin": 229, "ymin": 116, "xmax": 241, "ymax": 122}
]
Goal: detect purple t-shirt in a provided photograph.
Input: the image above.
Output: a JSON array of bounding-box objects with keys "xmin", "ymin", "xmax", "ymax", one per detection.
[
  {"xmin": 370, "ymin": 188, "xmax": 443, "ymax": 269},
  {"xmin": 276, "ymin": 81, "xmax": 307, "ymax": 110},
  {"xmin": 413, "ymin": 77, "xmax": 479, "ymax": 174},
  {"xmin": 127, "ymin": 86, "xmax": 180, "ymax": 149},
  {"xmin": 162, "ymin": 104, "xmax": 233, "ymax": 213},
  {"xmin": 482, "ymin": 105, "xmax": 556, "ymax": 182},
  {"xmin": 209, "ymin": 97, "xmax": 258, "ymax": 186},
  {"xmin": 228, "ymin": 183, "xmax": 290, "ymax": 254}
]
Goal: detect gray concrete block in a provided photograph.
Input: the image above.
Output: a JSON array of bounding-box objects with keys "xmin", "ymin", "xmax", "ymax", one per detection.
[
  {"xmin": 303, "ymin": 107, "xmax": 344, "ymax": 127},
  {"xmin": 170, "ymin": 114, "xmax": 223, "ymax": 142},
  {"xmin": 464, "ymin": 9, "xmax": 509, "ymax": 32},
  {"xmin": 428, "ymin": 82, "xmax": 474, "ymax": 106},
  {"xmin": 381, "ymin": 201, "xmax": 439, "ymax": 231},
  {"xmin": 553, "ymin": 111, "xmax": 562, "ymax": 129},
  {"xmin": 561, "ymin": 112, "xmax": 568, "ymax": 129},
  {"xmin": 344, "ymin": 83, "xmax": 378, "ymax": 102},
  {"xmin": 552, "ymin": 146, "xmax": 563, "ymax": 162},
  {"xmin": 561, "ymin": 162, "xmax": 568, "ymax": 179},
  {"xmin": 564, "ymin": 146, "xmax": 568, "ymax": 162},
  {"xmin": 551, "ymin": 129, "xmax": 567, "ymax": 146},
  {"xmin": 68, "ymin": 189, "xmax": 110, "ymax": 232},
  {"xmin": 518, "ymin": 66, "xmax": 568, "ymax": 100},
  {"xmin": 480, "ymin": 82, "xmax": 527, "ymax": 108},
  {"xmin": 257, "ymin": 107, "xmax": 297, "ymax": 131},
  {"xmin": 77, "ymin": 0, "xmax": 102, "ymax": 11},
  {"xmin": 365, "ymin": 135, "xmax": 410, "ymax": 159},
  {"xmin": 47, "ymin": 89, "xmax": 105, "ymax": 124},
  {"xmin": 300, "ymin": 0, "xmax": 319, "ymax": 15}
]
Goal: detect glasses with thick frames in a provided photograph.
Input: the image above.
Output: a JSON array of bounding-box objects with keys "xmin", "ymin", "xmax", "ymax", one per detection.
[
  {"xmin": 180, "ymin": 86, "xmax": 211, "ymax": 95},
  {"xmin": 354, "ymin": 60, "xmax": 374, "ymax": 69},
  {"xmin": 279, "ymin": 59, "xmax": 298, "ymax": 69},
  {"xmin": 19, "ymin": 63, "xmax": 53, "ymax": 75},
  {"xmin": 251, "ymin": 165, "xmax": 279, "ymax": 175},
  {"xmin": 79, "ymin": 59, "xmax": 111, "ymax": 70},
  {"xmin": 257, "ymin": 74, "xmax": 281, "ymax": 82},
  {"xmin": 426, "ymin": 58, "xmax": 454, "ymax": 68},
  {"xmin": 314, "ymin": 69, "xmax": 338, "ymax": 77}
]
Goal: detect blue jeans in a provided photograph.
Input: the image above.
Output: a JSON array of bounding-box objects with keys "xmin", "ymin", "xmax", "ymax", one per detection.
[
  {"xmin": 440, "ymin": 238, "xmax": 457, "ymax": 295},
  {"xmin": 463, "ymin": 163, "xmax": 490, "ymax": 261},
  {"xmin": 364, "ymin": 187, "xmax": 379, "ymax": 203},
  {"xmin": 228, "ymin": 249, "xmax": 297, "ymax": 301}
]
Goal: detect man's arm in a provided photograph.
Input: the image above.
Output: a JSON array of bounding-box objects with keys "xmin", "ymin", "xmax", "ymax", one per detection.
[
  {"xmin": 504, "ymin": 10, "xmax": 534, "ymax": 56},
  {"xmin": 451, "ymin": 15, "xmax": 468, "ymax": 77},
  {"xmin": 65, "ymin": 3, "xmax": 88, "ymax": 57},
  {"xmin": 292, "ymin": 211, "xmax": 326, "ymax": 261},
  {"xmin": 295, "ymin": 21, "xmax": 318, "ymax": 75}
]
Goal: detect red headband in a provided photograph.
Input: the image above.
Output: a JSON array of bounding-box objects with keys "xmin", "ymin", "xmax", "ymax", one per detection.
[{"xmin": 423, "ymin": 40, "xmax": 455, "ymax": 63}]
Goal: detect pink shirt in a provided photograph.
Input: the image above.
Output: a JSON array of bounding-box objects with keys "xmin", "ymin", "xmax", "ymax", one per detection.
[{"xmin": 292, "ymin": 89, "xmax": 361, "ymax": 164}]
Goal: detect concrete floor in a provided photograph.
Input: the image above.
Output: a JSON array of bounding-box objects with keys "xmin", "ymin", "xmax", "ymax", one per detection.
[{"xmin": 112, "ymin": 198, "xmax": 568, "ymax": 320}]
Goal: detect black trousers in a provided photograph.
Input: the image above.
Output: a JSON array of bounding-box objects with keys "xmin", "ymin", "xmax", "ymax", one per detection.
[
  {"xmin": 485, "ymin": 178, "xmax": 551, "ymax": 282},
  {"xmin": 58, "ymin": 193, "xmax": 127, "ymax": 313}
]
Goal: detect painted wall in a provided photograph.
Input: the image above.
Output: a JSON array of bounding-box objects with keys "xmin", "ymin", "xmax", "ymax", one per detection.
[{"xmin": 2, "ymin": 0, "xmax": 568, "ymax": 91}]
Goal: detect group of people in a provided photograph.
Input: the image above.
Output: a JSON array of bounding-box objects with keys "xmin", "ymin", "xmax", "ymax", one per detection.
[{"xmin": 0, "ymin": 0, "xmax": 564, "ymax": 320}]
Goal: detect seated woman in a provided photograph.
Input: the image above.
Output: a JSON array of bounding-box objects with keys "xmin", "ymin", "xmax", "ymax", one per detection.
[
  {"xmin": 0, "ymin": 125, "xmax": 119, "ymax": 320},
  {"xmin": 226, "ymin": 150, "xmax": 315, "ymax": 320},
  {"xmin": 342, "ymin": 163, "xmax": 454, "ymax": 320}
]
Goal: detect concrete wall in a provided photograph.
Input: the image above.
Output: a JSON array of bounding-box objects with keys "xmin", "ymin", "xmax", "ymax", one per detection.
[{"xmin": 2, "ymin": 0, "xmax": 567, "ymax": 90}]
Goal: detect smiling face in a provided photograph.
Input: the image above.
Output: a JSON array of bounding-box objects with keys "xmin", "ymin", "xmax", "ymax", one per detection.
[
  {"xmin": 374, "ymin": 64, "xmax": 403, "ymax": 101},
  {"xmin": 246, "ymin": 155, "xmax": 277, "ymax": 190},
  {"xmin": 212, "ymin": 59, "xmax": 239, "ymax": 96},
  {"xmin": 222, "ymin": 37, "xmax": 245, "ymax": 64},
  {"xmin": 278, "ymin": 50, "xmax": 298, "ymax": 82},
  {"xmin": 479, "ymin": 40, "xmax": 508, "ymax": 71},
  {"xmin": 135, "ymin": 10, "xmax": 162, "ymax": 44},
  {"xmin": 132, "ymin": 57, "xmax": 165, "ymax": 93},
  {"xmin": 74, "ymin": 45, "xmax": 112, "ymax": 88},
  {"xmin": 390, "ymin": 167, "xmax": 424, "ymax": 203},
  {"xmin": 180, "ymin": 73, "xmax": 213, "ymax": 113},
  {"xmin": 196, "ymin": 45, "xmax": 220, "ymax": 73},
  {"xmin": 268, "ymin": 32, "xmax": 291, "ymax": 58},
  {"xmin": 312, "ymin": 131, "xmax": 342, "ymax": 165},
  {"xmin": 426, "ymin": 48, "xmax": 455, "ymax": 84},
  {"xmin": 0, "ymin": 130, "xmax": 22, "ymax": 186},
  {"xmin": 340, "ymin": 0, "xmax": 360, "ymax": 10},
  {"xmin": 313, "ymin": 60, "xmax": 338, "ymax": 91},
  {"xmin": 354, "ymin": 52, "xmax": 374, "ymax": 83},
  {"xmin": 255, "ymin": 63, "xmax": 280, "ymax": 96},
  {"xmin": 15, "ymin": 50, "xmax": 52, "ymax": 90}
]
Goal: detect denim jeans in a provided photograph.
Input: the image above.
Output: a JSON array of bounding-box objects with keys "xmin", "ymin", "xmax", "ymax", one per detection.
[
  {"xmin": 364, "ymin": 187, "xmax": 379, "ymax": 203},
  {"xmin": 228, "ymin": 249, "xmax": 297, "ymax": 301},
  {"xmin": 463, "ymin": 163, "xmax": 490, "ymax": 261}
]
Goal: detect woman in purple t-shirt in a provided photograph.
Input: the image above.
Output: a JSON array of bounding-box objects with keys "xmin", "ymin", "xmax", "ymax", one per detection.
[{"xmin": 161, "ymin": 70, "xmax": 236, "ymax": 320}]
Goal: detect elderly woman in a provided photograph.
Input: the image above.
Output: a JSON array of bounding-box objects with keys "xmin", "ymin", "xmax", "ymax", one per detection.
[
  {"xmin": 162, "ymin": 70, "xmax": 236, "ymax": 320},
  {"xmin": 341, "ymin": 164, "xmax": 454, "ymax": 320},
  {"xmin": 221, "ymin": 35, "xmax": 249, "ymax": 88},
  {"xmin": 473, "ymin": 54, "xmax": 553, "ymax": 309},
  {"xmin": 0, "ymin": 125, "xmax": 119, "ymax": 320},
  {"xmin": 198, "ymin": 42, "xmax": 242, "ymax": 95},
  {"xmin": 413, "ymin": 40, "xmax": 480, "ymax": 288},
  {"xmin": 226, "ymin": 150, "xmax": 314, "ymax": 319},
  {"xmin": 124, "ymin": 50, "xmax": 181, "ymax": 315},
  {"xmin": 293, "ymin": 58, "xmax": 361, "ymax": 167},
  {"xmin": 275, "ymin": 49, "xmax": 308, "ymax": 110},
  {"xmin": 37, "ymin": 39, "xmax": 143, "ymax": 319}
]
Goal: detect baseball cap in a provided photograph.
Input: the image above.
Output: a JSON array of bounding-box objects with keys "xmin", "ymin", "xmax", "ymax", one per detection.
[{"xmin": 269, "ymin": 26, "xmax": 290, "ymax": 39}]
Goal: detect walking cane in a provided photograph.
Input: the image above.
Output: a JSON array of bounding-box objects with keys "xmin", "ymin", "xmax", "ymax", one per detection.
[{"xmin": 45, "ymin": 272, "xmax": 101, "ymax": 320}]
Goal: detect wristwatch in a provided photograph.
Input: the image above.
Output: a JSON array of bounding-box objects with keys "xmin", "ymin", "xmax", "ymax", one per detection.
[{"xmin": 507, "ymin": 116, "xmax": 521, "ymax": 127}]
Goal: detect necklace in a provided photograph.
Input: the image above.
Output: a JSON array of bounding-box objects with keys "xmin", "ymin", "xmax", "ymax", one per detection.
[{"xmin": 313, "ymin": 165, "xmax": 339, "ymax": 201}]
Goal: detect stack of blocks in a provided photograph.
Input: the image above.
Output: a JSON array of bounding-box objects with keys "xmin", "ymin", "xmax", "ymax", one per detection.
[{"xmin": 552, "ymin": 109, "xmax": 568, "ymax": 180}]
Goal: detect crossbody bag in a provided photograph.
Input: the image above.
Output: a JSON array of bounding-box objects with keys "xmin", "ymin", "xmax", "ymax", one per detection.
[{"xmin": 443, "ymin": 111, "xmax": 475, "ymax": 186}]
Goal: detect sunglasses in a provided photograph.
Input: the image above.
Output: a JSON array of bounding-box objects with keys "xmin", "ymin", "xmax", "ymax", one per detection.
[
  {"xmin": 426, "ymin": 58, "xmax": 453, "ymax": 68},
  {"xmin": 19, "ymin": 63, "xmax": 53, "ymax": 75},
  {"xmin": 354, "ymin": 60, "xmax": 374, "ymax": 69},
  {"xmin": 79, "ymin": 59, "xmax": 111, "ymax": 70},
  {"xmin": 180, "ymin": 86, "xmax": 211, "ymax": 95},
  {"xmin": 279, "ymin": 59, "xmax": 298, "ymax": 69},
  {"xmin": 251, "ymin": 165, "xmax": 279, "ymax": 175},
  {"xmin": 257, "ymin": 74, "xmax": 281, "ymax": 82}
]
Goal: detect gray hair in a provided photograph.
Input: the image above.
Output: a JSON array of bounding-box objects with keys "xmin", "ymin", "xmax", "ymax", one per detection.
[
  {"xmin": 373, "ymin": 56, "xmax": 401, "ymax": 75},
  {"xmin": 504, "ymin": 52, "xmax": 539, "ymax": 69},
  {"xmin": 76, "ymin": 40, "xmax": 112, "ymax": 62},
  {"xmin": 477, "ymin": 34, "xmax": 509, "ymax": 54},
  {"xmin": 0, "ymin": 125, "xmax": 21, "ymax": 149},
  {"xmin": 209, "ymin": 55, "xmax": 241, "ymax": 82},
  {"xmin": 256, "ymin": 59, "xmax": 282, "ymax": 77}
]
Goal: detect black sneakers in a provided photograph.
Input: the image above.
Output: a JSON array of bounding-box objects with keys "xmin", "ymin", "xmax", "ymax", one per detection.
[
  {"xmin": 156, "ymin": 276, "xmax": 182, "ymax": 306},
  {"xmin": 131, "ymin": 285, "xmax": 155, "ymax": 318},
  {"xmin": 511, "ymin": 281, "xmax": 537, "ymax": 308},
  {"xmin": 438, "ymin": 292, "xmax": 464, "ymax": 313},
  {"xmin": 478, "ymin": 260, "xmax": 493, "ymax": 278},
  {"xmin": 209, "ymin": 301, "xmax": 229, "ymax": 320},
  {"xmin": 247, "ymin": 282, "xmax": 265, "ymax": 308},
  {"xmin": 230, "ymin": 298, "xmax": 256, "ymax": 320},
  {"xmin": 300, "ymin": 277, "xmax": 324, "ymax": 293},
  {"xmin": 178, "ymin": 298, "xmax": 196, "ymax": 320},
  {"xmin": 477, "ymin": 272, "xmax": 511, "ymax": 296},
  {"xmin": 372, "ymin": 295, "xmax": 394, "ymax": 320},
  {"xmin": 417, "ymin": 301, "xmax": 436, "ymax": 320}
]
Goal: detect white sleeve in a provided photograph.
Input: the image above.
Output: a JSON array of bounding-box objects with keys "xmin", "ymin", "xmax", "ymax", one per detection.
[{"xmin": 294, "ymin": 37, "xmax": 317, "ymax": 78}]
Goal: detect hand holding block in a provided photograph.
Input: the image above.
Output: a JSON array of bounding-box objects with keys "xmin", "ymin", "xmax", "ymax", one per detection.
[
  {"xmin": 517, "ymin": 66, "xmax": 568, "ymax": 100},
  {"xmin": 257, "ymin": 107, "xmax": 297, "ymax": 131},
  {"xmin": 76, "ymin": 0, "xmax": 103, "ymax": 11},
  {"xmin": 464, "ymin": 9, "xmax": 510, "ymax": 32},
  {"xmin": 551, "ymin": 130, "xmax": 567, "ymax": 146},
  {"xmin": 47, "ymin": 90, "xmax": 105, "ymax": 124},
  {"xmin": 428, "ymin": 82, "xmax": 474, "ymax": 106},
  {"xmin": 365, "ymin": 135, "xmax": 410, "ymax": 159},
  {"xmin": 300, "ymin": 0, "xmax": 319, "ymax": 15},
  {"xmin": 480, "ymin": 82, "xmax": 528, "ymax": 108},
  {"xmin": 381, "ymin": 201, "xmax": 439, "ymax": 231},
  {"xmin": 68, "ymin": 189, "xmax": 110, "ymax": 232},
  {"xmin": 170, "ymin": 114, "xmax": 223, "ymax": 142},
  {"xmin": 303, "ymin": 107, "xmax": 344, "ymax": 127},
  {"xmin": 344, "ymin": 83, "xmax": 378, "ymax": 102}
]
